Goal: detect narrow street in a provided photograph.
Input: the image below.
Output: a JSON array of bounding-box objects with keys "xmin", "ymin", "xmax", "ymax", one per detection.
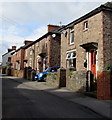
[{"xmin": 2, "ymin": 76, "xmax": 104, "ymax": 119}]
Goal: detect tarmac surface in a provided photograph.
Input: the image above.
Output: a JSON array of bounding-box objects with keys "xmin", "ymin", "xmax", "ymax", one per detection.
[{"xmin": 1, "ymin": 75, "xmax": 112, "ymax": 119}]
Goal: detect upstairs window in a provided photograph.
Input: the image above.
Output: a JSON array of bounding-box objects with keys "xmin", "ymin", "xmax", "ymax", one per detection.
[
  {"xmin": 30, "ymin": 50, "xmax": 33, "ymax": 55},
  {"xmin": 83, "ymin": 21, "xmax": 88, "ymax": 31},
  {"xmin": 45, "ymin": 39, "xmax": 48, "ymax": 48},
  {"xmin": 8, "ymin": 57, "xmax": 11, "ymax": 62},
  {"xmin": 37, "ymin": 42, "xmax": 40, "ymax": 47},
  {"xmin": 25, "ymin": 50, "xmax": 27, "ymax": 57},
  {"xmin": 70, "ymin": 27, "xmax": 74, "ymax": 45},
  {"xmin": 30, "ymin": 48, "xmax": 34, "ymax": 55}
]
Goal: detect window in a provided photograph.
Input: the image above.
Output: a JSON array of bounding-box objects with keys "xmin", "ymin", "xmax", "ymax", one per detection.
[
  {"xmin": 84, "ymin": 21, "xmax": 88, "ymax": 30},
  {"xmin": 8, "ymin": 57, "xmax": 11, "ymax": 62},
  {"xmin": 25, "ymin": 50, "xmax": 27, "ymax": 57},
  {"xmin": 30, "ymin": 48, "xmax": 34, "ymax": 55},
  {"xmin": 30, "ymin": 50, "xmax": 32, "ymax": 55},
  {"xmin": 37, "ymin": 42, "xmax": 40, "ymax": 51},
  {"xmin": 66, "ymin": 51, "xmax": 76, "ymax": 69},
  {"xmin": 66, "ymin": 53, "xmax": 71, "ymax": 59},
  {"xmin": 29, "ymin": 58, "xmax": 32, "ymax": 67},
  {"xmin": 45, "ymin": 39, "xmax": 48, "ymax": 48},
  {"xmin": 70, "ymin": 27, "xmax": 74, "ymax": 45},
  {"xmin": 37, "ymin": 42, "xmax": 40, "ymax": 47}
]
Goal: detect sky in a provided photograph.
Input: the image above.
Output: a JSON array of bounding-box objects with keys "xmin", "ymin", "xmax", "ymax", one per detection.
[{"xmin": 0, "ymin": 0, "xmax": 111, "ymax": 62}]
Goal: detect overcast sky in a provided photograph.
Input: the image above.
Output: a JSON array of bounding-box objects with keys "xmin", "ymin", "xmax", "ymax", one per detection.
[{"xmin": 0, "ymin": 0, "xmax": 110, "ymax": 62}]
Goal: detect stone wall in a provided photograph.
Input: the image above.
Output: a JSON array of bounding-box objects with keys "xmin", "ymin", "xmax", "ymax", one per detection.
[
  {"xmin": 66, "ymin": 69, "xmax": 87, "ymax": 92},
  {"xmin": 45, "ymin": 73, "xmax": 59, "ymax": 88},
  {"xmin": 61, "ymin": 12, "xmax": 103, "ymax": 71},
  {"xmin": 103, "ymin": 11, "xmax": 112, "ymax": 67},
  {"xmin": 11, "ymin": 69, "xmax": 24, "ymax": 78},
  {"xmin": 49, "ymin": 34, "xmax": 61, "ymax": 67}
]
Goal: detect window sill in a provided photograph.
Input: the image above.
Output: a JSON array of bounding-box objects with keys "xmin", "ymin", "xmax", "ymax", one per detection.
[
  {"xmin": 83, "ymin": 28, "xmax": 88, "ymax": 32},
  {"xmin": 69, "ymin": 43, "xmax": 74, "ymax": 45}
]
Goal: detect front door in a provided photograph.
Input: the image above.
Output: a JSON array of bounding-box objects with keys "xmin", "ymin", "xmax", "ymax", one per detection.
[{"xmin": 90, "ymin": 51, "xmax": 96, "ymax": 78}]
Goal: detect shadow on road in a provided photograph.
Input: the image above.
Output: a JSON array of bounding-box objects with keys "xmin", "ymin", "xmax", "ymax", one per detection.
[{"xmin": 2, "ymin": 75, "xmax": 107, "ymax": 119}]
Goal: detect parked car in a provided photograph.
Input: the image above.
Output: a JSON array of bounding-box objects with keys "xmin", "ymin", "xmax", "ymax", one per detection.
[{"xmin": 34, "ymin": 66, "xmax": 61, "ymax": 81}]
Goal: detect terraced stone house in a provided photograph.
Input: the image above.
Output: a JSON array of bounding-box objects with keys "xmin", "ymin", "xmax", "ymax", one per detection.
[{"xmin": 60, "ymin": 2, "xmax": 112, "ymax": 100}]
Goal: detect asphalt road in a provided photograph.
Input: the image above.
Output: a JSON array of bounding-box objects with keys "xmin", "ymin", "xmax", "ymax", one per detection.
[{"xmin": 2, "ymin": 76, "xmax": 104, "ymax": 119}]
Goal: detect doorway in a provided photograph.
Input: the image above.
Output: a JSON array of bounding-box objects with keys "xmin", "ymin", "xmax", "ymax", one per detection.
[{"xmin": 90, "ymin": 51, "xmax": 96, "ymax": 79}]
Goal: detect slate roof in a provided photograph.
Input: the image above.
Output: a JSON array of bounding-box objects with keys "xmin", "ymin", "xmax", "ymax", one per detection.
[{"xmin": 23, "ymin": 27, "xmax": 62, "ymax": 49}]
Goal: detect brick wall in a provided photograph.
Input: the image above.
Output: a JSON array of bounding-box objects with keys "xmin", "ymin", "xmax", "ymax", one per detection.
[
  {"xmin": 49, "ymin": 34, "xmax": 61, "ymax": 67},
  {"xmin": 48, "ymin": 25, "xmax": 60, "ymax": 32},
  {"xmin": 61, "ymin": 34, "xmax": 67, "ymax": 68},
  {"xmin": 97, "ymin": 10, "xmax": 112, "ymax": 100},
  {"xmin": 11, "ymin": 53, "xmax": 16, "ymax": 69},
  {"xmin": 11, "ymin": 69, "xmax": 24, "ymax": 78},
  {"xmin": 20, "ymin": 49, "xmax": 25, "ymax": 69},
  {"xmin": 25, "ymin": 45, "xmax": 35, "ymax": 69},
  {"xmin": 97, "ymin": 71, "xmax": 111, "ymax": 99}
]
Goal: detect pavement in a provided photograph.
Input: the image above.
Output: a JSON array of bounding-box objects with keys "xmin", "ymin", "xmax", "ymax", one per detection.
[{"xmin": 2, "ymin": 75, "xmax": 112, "ymax": 119}]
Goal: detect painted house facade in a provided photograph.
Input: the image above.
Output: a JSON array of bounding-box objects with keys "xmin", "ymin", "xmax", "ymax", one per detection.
[
  {"xmin": 60, "ymin": 2, "xmax": 112, "ymax": 99},
  {"xmin": 2, "ymin": 46, "xmax": 16, "ymax": 67}
]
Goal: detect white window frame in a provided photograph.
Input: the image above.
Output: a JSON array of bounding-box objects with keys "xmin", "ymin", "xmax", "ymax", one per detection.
[
  {"xmin": 84, "ymin": 21, "xmax": 88, "ymax": 31},
  {"xmin": 30, "ymin": 48, "xmax": 33, "ymax": 55},
  {"xmin": 66, "ymin": 50, "xmax": 76, "ymax": 68},
  {"xmin": 66, "ymin": 52, "xmax": 71, "ymax": 59},
  {"xmin": 70, "ymin": 28, "xmax": 74, "ymax": 45},
  {"xmin": 66, "ymin": 50, "xmax": 76, "ymax": 59}
]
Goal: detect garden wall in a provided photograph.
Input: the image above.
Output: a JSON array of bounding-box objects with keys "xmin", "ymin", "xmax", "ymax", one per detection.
[
  {"xmin": 45, "ymin": 73, "xmax": 59, "ymax": 88},
  {"xmin": 11, "ymin": 69, "xmax": 24, "ymax": 78},
  {"xmin": 66, "ymin": 69, "xmax": 87, "ymax": 92}
]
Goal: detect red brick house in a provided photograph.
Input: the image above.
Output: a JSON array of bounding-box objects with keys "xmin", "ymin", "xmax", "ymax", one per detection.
[
  {"xmin": 59, "ymin": 2, "xmax": 112, "ymax": 100},
  {"xmin": 11, "ymin": 41, "xmax": 33, "ymax": 77},
  {"xmin": 24, "ymin": 25, "xmax": 61, "ymax": 73}
]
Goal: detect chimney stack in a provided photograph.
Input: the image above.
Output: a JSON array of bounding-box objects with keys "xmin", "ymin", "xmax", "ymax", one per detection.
[
  {"xmin": 12, "ymin": 46, "xmax": 16, "ymax": 50},
  {"xmin": 8, "ymin": 49, "xmax": 12, "ymax": 52},
  {"xmin": 24, "ymin": 40, "xmax": 33, "ymax": 45},
  {"xmin": 47, "ymin": 24, "xmax": 60, "ymax": 32}
]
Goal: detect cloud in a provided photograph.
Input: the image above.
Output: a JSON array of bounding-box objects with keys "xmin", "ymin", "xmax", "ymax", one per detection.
[
  {"xmin": 0, "ymin": 0, "xmax": 110, "ymax": 2},
  {"xmin": 26, "ymin": 25, "xmax": 47, "ymax": 40},
  {"xmin": 0, "ymin": 2, "xmax": 104, "ymax": 25},
  {"xmin": 0, "ymin": 1, "xmax": 109, "ymax": 62}
]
